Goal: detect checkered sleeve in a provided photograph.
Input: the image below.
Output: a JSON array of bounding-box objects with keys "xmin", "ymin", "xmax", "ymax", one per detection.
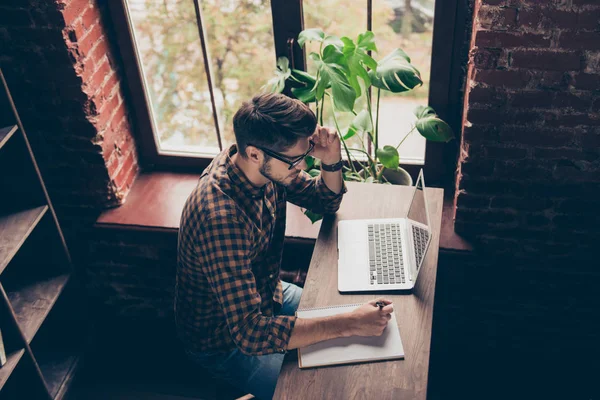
[
  {"xmin": 196, "ymin": 213, "xmax": 297, "ymax": 356},
  {"xmin": 285, "ymin": 170, "xmax": 347, "ymax": 214}
]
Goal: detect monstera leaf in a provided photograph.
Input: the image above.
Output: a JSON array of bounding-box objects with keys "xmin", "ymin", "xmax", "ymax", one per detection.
[
  {"xmin": 376, "ymin": 145, "xmax": 400, "ymax": 170},
  {"xmin": 303, "ymin": 209, "xmax": 323, "ymax": 224},
  {"xmin": 369, "ymin": 49, "xmax": 423, "ymax": 93},
  {"xmin": 340, "ymin": 32, "xmax": 378, "ymax": 97},
  {"xmin": 413, "ymin": 106, "xmax": 454, "ymax": 142},
  {"xmin": 290, "ymin": 69, "xmax": 317, "ymax": 103},
  {"xmin": 344, "ymin": 109, "xmax": 373, "ymax": 140},
  {"xmin": 298, "ymin": 28, "xmax": 325, "ymax": 47},
  {"xmin": 264, "ymin": 56, "xmax": 291, "ymax": 93},
  {"xmin": 310, "ymin": 47, "xmax": 356, "ymax": 111},
  {"xmin": 415, "ymin": 115, "xmax": 454, "ymax": 142}
]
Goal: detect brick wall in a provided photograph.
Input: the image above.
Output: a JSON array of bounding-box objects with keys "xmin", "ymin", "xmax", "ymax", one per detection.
[
  {"xmin": 0, "ymin": 0, "xmax": 139, "ymax": 248},
  {"xmin": 443, "ymin": 1, "xmax": 599, "ymax": 398},
  {"xmin": 455, "ymin": 0, "xmax": 600, "ymax": 262}
]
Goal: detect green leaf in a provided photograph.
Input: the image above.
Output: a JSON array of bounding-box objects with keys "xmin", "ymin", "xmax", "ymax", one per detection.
[
  {"xmin": 368, "ymin": 49, "xmax": 422, "ymax": 93},
  {"xmin": 262, "ymin": 56, "xmax": 291, "ymax": 93},
  {"xmin": 304, "ymin": 209, "xmax": 323, "ymax": 224},
  {"xmin": 322, "ymin": 44, "xmax": 345, "ymax": 64},
  {"xmin": 298, "ymin": 28, "xmax": 325, "ymax": 48},
  {"xmin": 415, "ymin": 116, "xmax": 455, "ymax": 142},
  {"xmin": 393, "ymin": 48, "xmax": 411, "ymax": 63},
  {"xmin": 356, "ymin": 31, "xmax": 378, "ymax": 54},
  {"xmin": 289, "ymin": 69, "xmax": 316, "ymax": 85},
  {"xmin": 377, "ymin": 145, "xmax": 400, "ymax": 169},
  {"xmin": 352, "ymin": 109, "xmax": 373, "ymax": 132},
  {"xmin": 291, "ymin": 86, "xmax": 316, "ymax": 103},
  {"xmin": 340, "ymin": 33, "xmax": 377, "ymax": 97},
  {"xmin": 324, "ymin": 68, "xmax": 356, "ymax": 112},
  {"xmin": 344, "ymin": 109, "xmax": 373, "ymax": 140},
  {"xmin": 343, "ymin": 125, "xmax": 358, "ymax": 140},
  {"xmin": 323, "ymin": 35, "xmax": 344, "ymax": 50},
  {"xmin": 309, "ymin": 52, "xmax": 321, "ymax": 62},
  {"xmin": 413, "ymin": 105, "xmax": 436, "ymax": 119},
  {"xmin": 315, "ymin": 46, "xmax": 355, "ymax": 111},
  {"xmin": 304, "ymin": 155, "xmax": 315, "ymax": 170},
  {"xmin": 307, "ymin": 168, "xmax": 321, "ymax": 178},
  {"xmin": 290, "ymin": 69, "xmax": 317, "ymax": 103},
  {"xmin": 344, "ymin": 173, "xmax": 364, "ymax": 182}
]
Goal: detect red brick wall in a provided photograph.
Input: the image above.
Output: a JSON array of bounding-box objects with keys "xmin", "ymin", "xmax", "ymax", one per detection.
[
  {"xmin": 0, "ymin": 0, "xmax": 139, "ymax": 221},
  {"xmin": 455, "ymin": 0, "xmax": 600, "ymax": 260}
]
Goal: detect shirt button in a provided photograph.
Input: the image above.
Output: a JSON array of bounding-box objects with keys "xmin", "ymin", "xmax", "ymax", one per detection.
[{"xmin": 269, "ymin": 274, "xmax": 274, "ymax": 279}]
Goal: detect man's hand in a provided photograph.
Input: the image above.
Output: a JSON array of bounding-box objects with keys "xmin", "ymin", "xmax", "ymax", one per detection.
[
  {"xmin": 345, "ymin": 298, "xmax": 394, "ymax": 337},
  {"xmin": 287, "ymin": 298, "xmax": 393, "ymax": 350},
  {"xmin": 310, "ymin": 125, "xmax": 342, "ymax": 165}
]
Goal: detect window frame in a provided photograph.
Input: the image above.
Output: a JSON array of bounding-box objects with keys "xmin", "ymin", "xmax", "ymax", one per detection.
[{"xmin": 109, "ymin": 0, "xmax": 466, "ymax": 185}]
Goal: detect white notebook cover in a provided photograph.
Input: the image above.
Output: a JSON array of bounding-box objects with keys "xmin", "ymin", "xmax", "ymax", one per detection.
[{"xmin": 296, "ymin": 303, "xmax": 405, "ymax": 369}]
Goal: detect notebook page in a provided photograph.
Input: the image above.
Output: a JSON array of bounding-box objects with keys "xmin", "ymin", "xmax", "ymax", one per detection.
[{"xmin": 296, "ymin": 304, "xmax": 405, "ymax": 368}]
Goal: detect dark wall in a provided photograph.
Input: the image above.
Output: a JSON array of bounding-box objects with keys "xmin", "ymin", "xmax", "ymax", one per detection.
[
  {"xmin": 0, "ymin": 0, "xmax": 140, "ymax": 262},
  {"xmin": 455, "ymin": 0, "xmax": 600, "ymax": 260}
]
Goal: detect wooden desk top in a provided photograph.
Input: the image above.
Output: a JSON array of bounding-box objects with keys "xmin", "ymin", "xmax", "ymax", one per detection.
[{"xmin": 274, "ymin": 181, "xmax": 444, "ymax": 400}]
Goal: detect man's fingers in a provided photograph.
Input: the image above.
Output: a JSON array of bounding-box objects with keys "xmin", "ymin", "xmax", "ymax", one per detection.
[
  {"xmin": 381, "ymin": 304, "xmax": 394, "ymax": 314},
  {"xmin": 327, "ymin": 127, "xmax": 336, "ymax": 144},
  {"xmin": 320, "ymin": 128, "xmax": 329, "ymax": 146},
  {"xmin": 368, "ymin": 298, "xmax": 392, "ymax": 306}
]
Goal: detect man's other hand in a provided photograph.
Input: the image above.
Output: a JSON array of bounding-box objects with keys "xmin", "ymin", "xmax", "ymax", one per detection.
[
  {"xmin": 345, "ymin": 298, "xmax": 394, "ymax": 337},
  {"xmin": 310, "ymin": 125, "xmax": 342, "ymax": 165}
]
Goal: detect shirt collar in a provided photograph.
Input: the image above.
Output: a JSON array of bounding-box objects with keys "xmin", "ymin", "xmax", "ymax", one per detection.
[{"xmin": 225, "ymin": 144, "xmax": 265, "ymax": 199}]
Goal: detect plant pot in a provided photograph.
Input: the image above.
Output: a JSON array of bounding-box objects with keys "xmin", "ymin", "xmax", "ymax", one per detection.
[
  {"xmin": 382, "ymin": 167, "xmax": 413, "ymax": 186},
  {"xmin": 356, "ymin": 165, "xmax": 413, "ymax": 186}
]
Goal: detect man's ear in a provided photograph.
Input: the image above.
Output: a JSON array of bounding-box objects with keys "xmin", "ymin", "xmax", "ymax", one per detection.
[{"xmin": 245, "ymin": 145, "xmax": 263, "ymax": 165}]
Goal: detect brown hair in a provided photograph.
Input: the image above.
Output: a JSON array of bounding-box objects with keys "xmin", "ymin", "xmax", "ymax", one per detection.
[{"xmin": 232, "ymin": 92, "xmax": 317, "ymax": 158}]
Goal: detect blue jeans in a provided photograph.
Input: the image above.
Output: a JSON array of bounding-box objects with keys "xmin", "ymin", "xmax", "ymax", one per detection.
[{"xmin": 185, "ymin": 281, "xmax": 303, "ymax": 400}]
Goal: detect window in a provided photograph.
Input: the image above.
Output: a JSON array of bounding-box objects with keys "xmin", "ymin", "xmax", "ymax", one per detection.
[{"xmin": 110, "ymin": 0, "xmax": 463, "ymax": 180}]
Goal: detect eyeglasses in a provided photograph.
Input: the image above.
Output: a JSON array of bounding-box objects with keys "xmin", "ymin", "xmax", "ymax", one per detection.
[{"xmin": 249, "ymin": 140, "xmax": 315, "ymax": 170}]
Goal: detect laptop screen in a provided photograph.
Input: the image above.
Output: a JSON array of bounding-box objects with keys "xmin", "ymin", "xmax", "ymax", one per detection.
[{"xmin": 407, "ymin": 172, "xmax": 429, "ymax": 228}]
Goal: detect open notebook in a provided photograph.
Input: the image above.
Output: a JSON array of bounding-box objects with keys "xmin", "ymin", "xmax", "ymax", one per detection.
[{"xmin": 296, "ymin": 303, "xmax": 405, "ymax": 369}]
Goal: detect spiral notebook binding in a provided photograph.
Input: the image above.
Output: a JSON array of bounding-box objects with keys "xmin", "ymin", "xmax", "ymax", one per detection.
[{"xmin": 296, "ymin": 303, "xmax": 363, "ymax": 313}]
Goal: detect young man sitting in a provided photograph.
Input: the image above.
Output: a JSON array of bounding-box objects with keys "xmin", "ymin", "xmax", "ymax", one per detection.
[{"xmin": 175, "ymin": 93, "xmax": 393, "ymax": 399}]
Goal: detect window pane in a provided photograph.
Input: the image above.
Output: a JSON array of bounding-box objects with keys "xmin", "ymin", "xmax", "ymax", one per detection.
[
  {"xmin": 126, "ymin": 0, "xmax": 220, "ymax": 155},
  {"xmin": 303, "ymin": 0, "xmax": 367, "ymax": 155},
  {"xmin": 199, "ymin": 0, "xmax": 276, "ymax": 149},
  {"xmin": 303, "ymin": 0, "xmax": 435, "ymax": 165},
  {"xmin": 126, "ymin": 0, "xmax": 276, "ymax": 156},
  {"xmin": 372, "ymin": 0, "xmax": 435, "ymax": 164}
]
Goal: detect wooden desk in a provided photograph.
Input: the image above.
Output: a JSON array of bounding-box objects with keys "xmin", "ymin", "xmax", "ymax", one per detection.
[{"xmin": 274, "ymin": 181, "xmax": 444, "ymax": 400}]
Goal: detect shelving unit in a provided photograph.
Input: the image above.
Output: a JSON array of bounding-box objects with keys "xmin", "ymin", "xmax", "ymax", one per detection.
[{"xmin": 0, "ymin": 68, "xmax": 84, "ymax": 399}]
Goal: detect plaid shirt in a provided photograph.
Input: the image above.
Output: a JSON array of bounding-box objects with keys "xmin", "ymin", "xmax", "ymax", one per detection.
[{"xmin": 175, "ymin": 145, "xmax": 346, "ymax": 356}]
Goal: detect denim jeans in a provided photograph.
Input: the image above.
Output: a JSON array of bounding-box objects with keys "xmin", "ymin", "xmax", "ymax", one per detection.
[{"xmin": 185, "ymin": 281, "xmax": 303, "ymax": 400}]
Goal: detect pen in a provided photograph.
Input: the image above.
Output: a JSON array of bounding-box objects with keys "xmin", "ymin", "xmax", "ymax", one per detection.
[{"xmin": 375, "ymin": 301, "xmax": 385, "ymax": 310}]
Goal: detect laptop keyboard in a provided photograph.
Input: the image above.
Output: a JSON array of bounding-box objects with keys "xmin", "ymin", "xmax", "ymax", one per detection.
[
  {"xmin": 368, "ymin": 223, "xmax": 405, "ymax": 285},
  {"xmin": 412, "ymin": 225, "xmax": 430, "ymax": 268}
]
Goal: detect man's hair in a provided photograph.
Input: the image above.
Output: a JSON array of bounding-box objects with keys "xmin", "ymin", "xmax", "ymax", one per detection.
[{"xmin": 233, "ymin": 92, "xmax": 317, "ymax": 158}]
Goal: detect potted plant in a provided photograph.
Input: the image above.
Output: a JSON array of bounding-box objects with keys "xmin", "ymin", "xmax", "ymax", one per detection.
[{"xmin": 266, "ymin": 28, "xmax": 454, "ymax": 184}]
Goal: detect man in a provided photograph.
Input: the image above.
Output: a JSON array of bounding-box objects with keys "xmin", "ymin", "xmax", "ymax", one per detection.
[{"xmin": 176, "ymin": 93, "xmax": 393, "ymax": 399}]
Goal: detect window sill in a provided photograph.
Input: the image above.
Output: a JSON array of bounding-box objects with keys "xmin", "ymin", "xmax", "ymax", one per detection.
[{"xmin": 95, "ymin": 171, "xmax": 472, "ymax": 252}]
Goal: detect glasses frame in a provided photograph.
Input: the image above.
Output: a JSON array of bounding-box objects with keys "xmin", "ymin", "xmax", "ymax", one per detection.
[{"xmin": 249, "ymin": 140, "xmax": 315, "ymax": 170}]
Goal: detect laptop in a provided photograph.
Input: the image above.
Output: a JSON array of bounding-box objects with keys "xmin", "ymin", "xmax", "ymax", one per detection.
[{"xmin": 337, "ymin": 170, "xmax": 432, "ymax": 292}]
